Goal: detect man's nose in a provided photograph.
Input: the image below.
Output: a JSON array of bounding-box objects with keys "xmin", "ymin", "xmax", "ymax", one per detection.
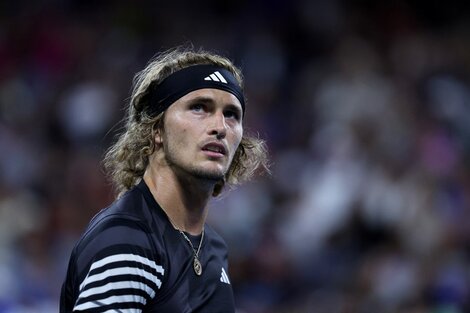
[{"xmin": 208, "ymin": 112, "xmax": 227, "ymax": 139}]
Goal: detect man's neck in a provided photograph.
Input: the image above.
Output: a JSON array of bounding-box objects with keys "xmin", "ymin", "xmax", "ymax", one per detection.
[{"xmin": 143, "ymin": 163, "xmax": 213, "ymax": 236}]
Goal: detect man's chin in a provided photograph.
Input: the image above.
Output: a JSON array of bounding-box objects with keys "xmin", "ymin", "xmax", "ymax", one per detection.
[{"xmin": 191, "ymin": 166, "xmax": 226, "ymax": 182}]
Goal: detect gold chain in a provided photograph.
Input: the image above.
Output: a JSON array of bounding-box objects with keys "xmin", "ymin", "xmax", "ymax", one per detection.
[
  {"xmin": 178, "ymin": 227, "xmax": 204, "ymax": 259},
  {"xmin": 166, "ymin": 214, "xmax": 205, "ymax": 275}
]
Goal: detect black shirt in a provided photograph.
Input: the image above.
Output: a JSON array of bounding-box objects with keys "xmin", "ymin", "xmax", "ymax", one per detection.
[{"xmin": 60, "ymin": 180, "xmax": 235, "ymax": 312}]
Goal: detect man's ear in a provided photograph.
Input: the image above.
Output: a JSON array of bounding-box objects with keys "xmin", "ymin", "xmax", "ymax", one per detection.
[
  {"xmin": 155, "ymin": 129, "xmax": 163, "ymax": 145},
  {"xmin": 153, "ymin": 113, "xmax": 165, "ymax": 146}
]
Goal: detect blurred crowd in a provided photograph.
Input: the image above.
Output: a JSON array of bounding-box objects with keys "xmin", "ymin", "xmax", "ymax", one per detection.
[{"xmin": 1, "ymin": 1, "xmax": 470, "ymax": 312}]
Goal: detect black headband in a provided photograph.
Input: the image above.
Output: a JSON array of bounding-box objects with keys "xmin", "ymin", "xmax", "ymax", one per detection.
[{"xmin": 145, "ymin": 64, "xmax": 245, "ymax": 118}]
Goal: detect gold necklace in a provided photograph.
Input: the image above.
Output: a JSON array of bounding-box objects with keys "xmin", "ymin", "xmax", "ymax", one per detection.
[
  {"xmin": 177, "ymin": 228, "xmax": 204, "ymax": 276},
  {"xmin": 166, "ymin": 215, "xmax": 205, "ymax": 276}
]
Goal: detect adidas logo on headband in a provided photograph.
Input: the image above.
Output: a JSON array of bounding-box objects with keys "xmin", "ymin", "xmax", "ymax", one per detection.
[{"xmin": 204, "ymin": 71, "xmax": 228, "ymax": 84}]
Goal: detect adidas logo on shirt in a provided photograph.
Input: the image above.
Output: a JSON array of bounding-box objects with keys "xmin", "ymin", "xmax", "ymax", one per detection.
[
  {"xmin": 220, "ymin": 267, "xmax": 231, "ymax": 284},
  {"xmin": 204, "ymin": 71, "xmax": 228, "ymax": 84}
]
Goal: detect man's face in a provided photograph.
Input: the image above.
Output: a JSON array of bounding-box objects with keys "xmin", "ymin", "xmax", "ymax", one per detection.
[{"xmin": 159, "ymin": 88, "xmax": 243, "ymax": 181}]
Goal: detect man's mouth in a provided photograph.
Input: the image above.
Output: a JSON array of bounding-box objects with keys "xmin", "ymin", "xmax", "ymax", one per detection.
[{"xmin": 201, "ymin": 142, "xmax": 227, "ymax": 156}]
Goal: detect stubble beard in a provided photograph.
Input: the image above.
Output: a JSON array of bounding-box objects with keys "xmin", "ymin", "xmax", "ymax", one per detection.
[{"xmin": 164, "ymin": 148, "xmax": 227, "ymax": 183}]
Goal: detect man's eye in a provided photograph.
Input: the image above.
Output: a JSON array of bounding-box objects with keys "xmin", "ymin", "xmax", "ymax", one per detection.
[
  {"xmin": 191, "ymin": 104, "xmax": 204, "ymax": 112},
  {"xmin": 225, "ymin": 110, "xmax": 240, "ymax": 120}
]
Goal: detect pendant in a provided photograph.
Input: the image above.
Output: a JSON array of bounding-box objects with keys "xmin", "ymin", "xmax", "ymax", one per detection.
[{"xmin": 193, "ymin": 257, "xmax": 202, "ymax": 276}]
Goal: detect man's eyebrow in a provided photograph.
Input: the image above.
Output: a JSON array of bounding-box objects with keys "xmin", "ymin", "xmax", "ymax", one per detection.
[
  {"xmin": 188, "ymin": 96, "xmax": 243, "ymax": 113},
  {"xmin": 187, "ymin": 96, "xmax": 215, "ymax": 104}
]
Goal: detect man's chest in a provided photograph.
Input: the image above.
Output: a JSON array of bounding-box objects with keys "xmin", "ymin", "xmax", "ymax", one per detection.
[{"xmin": 146, "ymin": 235, "xmax": 235, "ymax": 312}]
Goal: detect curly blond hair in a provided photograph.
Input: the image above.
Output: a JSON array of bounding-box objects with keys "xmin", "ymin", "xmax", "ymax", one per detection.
[{"xmin": 104, "ymin": 47, "xmax": 269, "ymax": 198}]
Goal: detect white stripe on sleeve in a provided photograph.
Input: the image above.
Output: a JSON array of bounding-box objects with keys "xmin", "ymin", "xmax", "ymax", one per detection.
[
  {"xmin": 79, "ymin": 253, "xmax": 164, "ymax": 291},
  {"xmin": 88, "ymin": 253, "xmax": 164, "ymax": 276},
  {"xmin": 74, "ymin": 294, "xmax": 146, "ymax": 311},
  {"xmin": 79, "ymin": 280, "xmax": 156, "ymax": 299},
  {"xmin": 79, "ymin": 267, "xmax": 162, "ymax": 292}
]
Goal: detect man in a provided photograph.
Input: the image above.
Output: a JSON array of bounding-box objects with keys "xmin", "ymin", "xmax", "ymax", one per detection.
[{"xmin": 60, "ymin": 47, "xmax": 268, "ymax": 312}]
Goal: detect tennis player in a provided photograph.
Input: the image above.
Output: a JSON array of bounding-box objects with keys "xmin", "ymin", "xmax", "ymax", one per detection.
[{"xmin": 60, "ymin": 47, "xmax": 268, "ymax": 312}]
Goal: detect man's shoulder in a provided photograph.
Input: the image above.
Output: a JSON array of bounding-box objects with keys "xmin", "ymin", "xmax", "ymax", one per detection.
[
  {"xmin": 97, "ymin": 185, "xmax": 145, "ymax": 217},
  {"xmin": 69, "ymin": 186, "xmax": 168, "ymax": 271},
  {"xmin": 87, "ymin": 185, "xmax": 154, "ymax": 231},
  {"xmin": 73, "ymin": 186, "xmax": 159, "ymax": 253},
  {"xmin": 63, "ymin": 186, "xmax": 168, "ymax": 312}
]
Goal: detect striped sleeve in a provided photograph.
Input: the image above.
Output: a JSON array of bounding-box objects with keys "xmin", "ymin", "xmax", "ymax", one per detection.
[{"xmin": 71, "ymin": 218, "xmax": 164, "ymax": 312}]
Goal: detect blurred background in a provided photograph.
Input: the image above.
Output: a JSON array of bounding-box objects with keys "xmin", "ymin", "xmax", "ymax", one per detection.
[{"xmin": 1, "ymin": 0, "xmax": 470, "ymax": 312}]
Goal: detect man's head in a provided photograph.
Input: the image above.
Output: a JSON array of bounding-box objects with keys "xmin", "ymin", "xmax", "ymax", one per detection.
[{"xmin": 104, "ymin": 47, "xmax": 268, "ymax": 197}]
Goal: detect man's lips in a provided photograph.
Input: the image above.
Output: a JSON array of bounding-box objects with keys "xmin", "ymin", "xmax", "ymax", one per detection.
[{"xmin": 201, "ymin": 142, "xmax": 227, "ymax": 157}]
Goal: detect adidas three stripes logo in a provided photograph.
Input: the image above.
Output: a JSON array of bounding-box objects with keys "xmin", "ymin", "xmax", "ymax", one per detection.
[
  {"xmin": 204, "ymin": 71, "xmax": 228, "ymax": 83},
  {"xmin": 220, "ymin": 267, "xmax": 230, "ymax": 284}
]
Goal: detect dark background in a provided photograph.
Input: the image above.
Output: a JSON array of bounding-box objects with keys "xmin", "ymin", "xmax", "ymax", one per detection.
[{"xmin": 1, "ymin": 0, "xmax": 470, "ymax": 312}]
